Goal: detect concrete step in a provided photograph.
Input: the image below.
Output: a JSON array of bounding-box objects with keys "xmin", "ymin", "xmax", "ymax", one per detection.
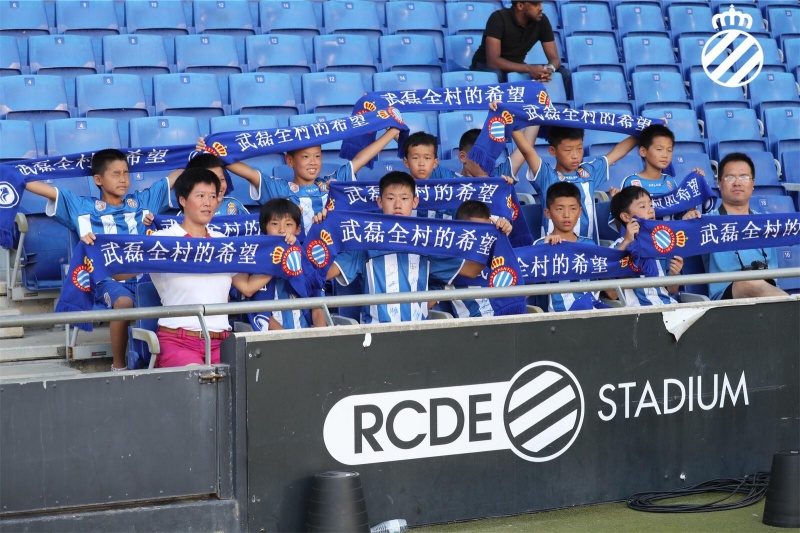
[
  {"xmin": 0, "ymin": 294, "xmax": 56, "ymax": 315},
  {"xmin": 0, "ymin": 324, "xmax": 111, "ymax": 363},
  {"xmin": 0, "ymin": 309, "xmax": 24, "ymax": 339},
  {"xmin": 0, "ymin": 360, "xmax": 82, "ymax": 381}
]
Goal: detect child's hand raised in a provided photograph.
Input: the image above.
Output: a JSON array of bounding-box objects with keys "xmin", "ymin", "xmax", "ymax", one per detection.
[
  {"xmin": 195, "ymin": 136, "xmax": 207, "ymax": 152},
  {"xmin": 312, "ymin": 208, "xmax": 329, "ymax": 225},
  {"xmin": 494, "ymin": 216, "xmax": 512, "ymax": 235},
  {"xmin": 543, "ymin": 234, "xmax": 562, "ymax": 245},
  {"xmin": 693, "ymin": 167, "xmax": 705, "ymax": 177},
  {"xmin": 142, "ymin": 212, "xmax": 155, "ymax": 226},
  {"xmin": 668, "ymin": 256, "xmax": 684, "ymax": 276},
  {"xmin": 623, "ymin": 219, "xmax": 640, "ymax": 244},
  {"xmin": 500, "ymin": 174, "xmax": 515, "ymax": 185},
  {"xmin": 609, "ymin": 187, "xmax": 620, "ymax": 197},
  {"xmin": 283, "ymin": 233, "xmax": 297, "ymax": 246},
  {"xmin": 488, "ymin": 100, "xmax": 502, "ymax": 112},
  {"xmin": 81, "ymin": 232, "xmax": 97, "ymax": 246},
  {"xmin": 681, "ymin": 208, "xmax": 701, "ymax": 220}
]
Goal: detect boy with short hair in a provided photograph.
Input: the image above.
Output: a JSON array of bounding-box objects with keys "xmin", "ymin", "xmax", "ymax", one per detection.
[
  {"xmin": 403, "ymin": 132, "xmax": 441, "ymax": 180},
  {"xmin": 607, "ymin": 185, "xmax": 683, "ymax": 306},
  {"xmin": 25, "ymin": 148, "xmax": 176, "ymax": 371},
  {"xmin": 321, "ymin": 171, "xmax": 485, "ymax": 324},
  {"xmin": 533, "ymin": 182, "xmax": 599, "ymax": 312},
  {"xmin": 246, "ymin": 199, "xmax": 326, "ymax": 330},
  {"xmin": 509, "ymin": 123, "xmax": 638, "ymax": 242}
]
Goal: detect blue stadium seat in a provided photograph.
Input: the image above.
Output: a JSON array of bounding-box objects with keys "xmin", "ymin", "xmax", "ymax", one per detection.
[
  {"xmin": 45, "ymin": 117, "xmax": 121, "ymax": 155},
  {"xmin": 752, "ymin": 195, "xmax": 795, "ymax": 214},
  {"xmin": 763, "ymin": 106, "xmax": 800, "ymax": 161},
  {"xmin": 504, "ymin": 71, "xmax": 571, "ymax": 109},
  {"xmin": 313, "ymin": 34, "xmax": 378, "ymax": 91},
  {"xmin": 129, "ymin": 116, "xmax": 201, "ymax": 148},
  {"xmin": 783, "ymin": 150, "xmax": 800, "ymax": 184},
  {"xmin": 681, "ymin": 254, "xmax": 709, "ymax": 297},
  {"xmin": 632, "ymin": 71, "xmax": 691, "ymax": 113},
  {"xmin": 245, "ymin": 34, "xmax": 310, "ymax": 105},
  {"xmin": 153, "ymin": 73, "xmax": 225, "ymax": 136},
  {"xmin": 642, "ymin": 108, "xmax": 706, "ymax": 153},
  {"xmin": 210, "ymin": 114, "xmax": 284, "ymax": 182},
  {"xmin": 671, "ymin": 152, "xmax": 715, "ymax": 185},
  {"xmin": 380, "ymin": 34, "xmax": 443, "ymax": 86},
  {"xmin": 732, "ymin": 35, "xmax": 787, "ymax": 74},
  {"xmin": 565, "ymin": 35, "xmax": 625, "ymax": 78},
  {"xmin": 776, "ymin": 245, "xmax": 800, "ymax": 294},
  {"xmin": 438, "ymin": 110, "xmax": 488, "ymax": 159},
  {"xmin": 594, "ymin": 201, "xmax": 618, "ymax": 242},
  {"xmin": 622, "ymin": 35, "xmax": 680, "ymax": 78},
  {"xmin": 259, "ymin": 0, "xmax": 320, "ymax": 62},
  {"xmin": 541, "ymin": 1, "xmax": 560, "ymax": 29},
  {"xmin": 322, "ymin": 1, "xmax": 383, "ymax": 59},
  {"xmin": 27, "ymin": 34, "xmax": 97, "ymax": 106},
  {"xmin": 442, "ymin": 70, "xmax": 498, "ymax": 87},
  {"xmin": 711, "ymin": 3, "xmax": 767, "ymax": 35},
  {"xmin": 607, "ymin": 152, "xmax": 644, "ymax": 189},
  {"xmin": 678, "ymin": 34, "xmax": 723, "ymax": 79},
  {"xmin": 0, "ymin": 35, "xmax": 23, "ymax": 76},
  {"xmin": 667, "ymin": 4, "xmax": 714, "ymax": 45},
  {"xmin": 385, "ymin": 1, "xmax": 445, "ymax": 59},
  {"xmin": 521, "ymin": 202, "xmax": 544, "ymax": 240},
  {"xmin": 0, "ymin": 0, "xmax": 50, "ymax": 45},
  {"xmin": 372, "ymin": 71, "xmax": 435, "ymax": 92},
  {"xmin": 583, "ymin": 129, "xmax": 628, "ymax": 157},
  {"xmin": 446, "ymin": 3, "xmax": 497, "ymax": 35},
  {"xmin": 102, "ymin": 35, "xmax": 171, "ymax": 105},
  {"xmin": 0, "ymin": 75, "xmax": 70, "ymax": 154},
  {"xmin": 128, "ymin": 281, "xmax": 161, "ymax": 370},
  {"xmin": 443, "ymin": 34, "xmax": 482, "ymax": 72},
  {"xmin": 615, "ymin": 3, "xmax": 669, "ymax": 39},
  {"xmin": 747, "ymin": 72, "xmax": 800, "ymax": 120},
  {"xmin": 379, "ymin": 111, "xmax": 434, "ymax": 158},
  {"xmin": 0, "ymin": 120, "xmax": 38, "ymax": 160},
  {"xmin": 192, "ymin": 0, "xmax": 256, "ymax": 35},
  {"xmin": 689, "ymin": 71, "xmax": 749, "ymax": 118},
  {"xmin": 768, "ymin": 6, "xmax": 800, "ymax": 47},
  {"xmin": 229, "ymin": 72, "xmax": 301, "ymax": 124},
  {"xmin": 571, "ymin": 71, "xmax": 634, "ymax": 114},
  {"xmin": 75, "ymin": 74, "xmax": 148, "ymax": 148},
  {"xmin": 55, "ymin": 0, "xmax": 120, "ymax": 61},
  {"xmin": 125, "ymin": 0, "xmax": 190, "ymax": 39},
  {"xmin": 301, "ymin": 72, "xmax": 365, "ymax": 114},
  {"xmin": 175, "ymin": 34, "xmax": 242, "ymax": 75},
  {"xmin": 288, "ymin": 113, "xmax": 348, "ymax": 155},
  {"xmin": 703, "ymin": 108, "xmax": 768, "ymax": 160},
  {"xmin": 785, "ymin": 37, "xmax": 800, "ymax": 77},
  {"xmin": 356, "ymin": 158, "xmax": 407, "ymax": 181},
  {"xmin": 560, "ymin": 3, "xmax": 615, "ymax": 39}
]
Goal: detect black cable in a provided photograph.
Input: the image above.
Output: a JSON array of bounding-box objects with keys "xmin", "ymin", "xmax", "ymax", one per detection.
[{"xmin": 627, "ymin": 472, "xmax": 771, "ymax": 513}]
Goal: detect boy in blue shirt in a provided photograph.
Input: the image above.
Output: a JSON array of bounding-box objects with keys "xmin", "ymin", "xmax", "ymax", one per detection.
[
  {"xmin": 510, "ymin": 124, "xmax": 638, "ymax": 242},
  {"xmin": 246, "ymin": 199, "xmax": 326, "ymax": 331},
  {"xmin": 533, "ymin": 182, "xmax": 599, "ymax": 312},
  {"xmin": 320, "ymin": 171, "xmax": 485, "ymax": 324},
  {"xmin": 607, "ymin": 185, "xmax": 683, "ymax": 306},
  {"xmin": 25, "ymin": 148, "xmax": 176, "ymax": 371}
]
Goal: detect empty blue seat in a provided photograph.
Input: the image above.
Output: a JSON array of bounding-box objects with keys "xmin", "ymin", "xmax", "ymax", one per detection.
[
  {"xmin": 45, "ymin": 118, "xmax": 121, "ymax": 155},
  {"xmin": 152, "ymin": 73, "xmax": 225, "ymax": 136},
  {"xmin": 521, "ymin": 203, "xmax": 544, "ymax": 240},
  {"xmin": 0, "ymin": 75, "xmax": 70, "ymax": 153},
  {"xmin": 259, "ymin": 0, "xmax": 320, "ymax": 62},
  {"xmin": 747, "ymin": 72, "xmax": 800, "ymax": 119},
  {"xmin": 0, "ymin": 35, "xmax": 23, "ymax": 76},
  {"xmin": 752, "ymin": 195, "xmax": 795, "ymax": 214},
  {"xmin": 18, "ymin": 215, "xmax": 80, "ymax": 291},
  {"xmin": 313, "ymin": 34, "xmax": 378, "ymax": 91},
  {"xmin": 102, "ymin": 34, "xmax": 171, "ymax": 105},
  {"xmin": 385, "ymin": 1, "xmax": 445, "ymax": 59},
  {"xmin": 245, "ymin": 34, "xmax": 310, "ymax": 104},
  {"xmin": 322, "ymin": 1, "xmax": 382, "ymax": 59},
  {"xmin": 732, "ymin": 35, "xmax": 786, "ymax": 74},
  {"xmin": 125, "ymin": 1, "xmax": 189, "ymax": 38},
  {"xmin": 372, "ymin": 71, "xmax": 435, "ymax": 92},
  {"xmin": 768, "ymin": 6, "xmax": 800, "ymax": 46},
  {"xmin": 27, "ymin": 34, "xmax": 97, "ymax": 106},
  {"xmin": 55, "ymin": 0, "xmax": 119, "ymax": 36},
  {"xmin": 193, "ymin": 0, "xmax": 256, "ymax": 35},
  {"xmin": 677, "ymin": 34, "xmax": 723, "ymax": 79},
  {"xmin": 438, "ymin": 110, "xmax": 488, "ymax": 159},
  {"xmin": 583, "ymin": 129, "xmax": 628, "ymax": 157},
  {"xmin": 632, "ymin": 71, "xmax": 691, "ymax": 113},
  {"xmin": 711, "ymin": 3, "xmax": 767, "ymax": 34},
  {"xmin": 561, "ymin": 3, "xmax": 614, "ymax": 39},
  {"xmin": 210, "ymin": 114, "xmax": 284, "ymax": 180},
  {"xmin": 704, "ymin": 108, "xmax": 767, "ymax": 159},
  {"xmin": 129, "ymin": 116, "xmax": 201, "ymax": 148},
  {"xmin": 642, "ymin": 108, "xmax": 706, "ymax": 153},
  {"xmin": 0, "ymin": 120, "xmax": 38, "ymax": 160},
  {"xmin": 127, "ymin": 281, "xmax": 161, "ymax": 370},
  {"xmin": 506, "ymin": 71, "xmax": 571, "ymax": 109},
  {"xmin": 763, "ymin": 107, "xmax": 800, "ymax": 160},
  {"xmin": 571, "ymin": 71, "xmax": 634, "ymax": 114},
  {"xmin": 175, "ymin": 34, "xmax": 242, "ymax": 75},
  {"xmin": 565, "ymin": 35, "xmax": 625, "ymax": 77},
  {"xmin": 0, "ymin": 0, "xmax": 50, "ymax": 43},
  {"xmin": 301, "ymin": 72, "xmax": 365, "ymax": 114},
  {"xmin": 783, "ymin": 150, "xmax": 800, "ymax": 184},
  {"xmin": 75, "ymin": 74, "xmax": 148, "ymax": 148},
  {"xmin": 229, "ymin": 72, "xmax": 300, "ymax": 124},
  {"xmin": 446, "ymin": 3, "xmax": 497, "ymax": 35},
  {"xmin": 607, "ymin": 152, "xmax": 644, "ymax": 188},
  {"xmin": 442, "ymin": 70, "xmax": 498, "ymax": 87},
  {"xmin": 667, "ymin": 4, "xmax": 714, "ymax": 45},
  {"xmin": 671, "ymin": 152, "xmax": 715, "ymax": 185},
  {"xmin": 622, "ymin": 35, "xmax": 679, "ymax": 78},
  {"xmin": 689, "ymin": 71, "xmax": 749, "ymax": 118},
  {"xmin": 775, "ymin": 245, "xmax": 800, "ymax": 293},
  {"xmin": 380, "ymin": 34, "xmax": 443, "ymax": 86},
  {"xmin": 615, "ymin": 3, "xmax": 669, "ymax": 39},
  {"xmin": 443, "ymin": 33, "xmax": 482, "ymax": 72}
]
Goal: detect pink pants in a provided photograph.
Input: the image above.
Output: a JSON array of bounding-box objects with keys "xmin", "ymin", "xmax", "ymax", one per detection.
[{"xmin": 155, "ymin": 329, "xmax": 226, "ymax": 367}]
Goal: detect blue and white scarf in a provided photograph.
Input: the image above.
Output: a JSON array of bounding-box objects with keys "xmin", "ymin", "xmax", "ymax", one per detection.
[
  {"xmin": 652, "ymin": 172, "xmax": 717, "ymax": 217},
  {"xmin": 56, "ymin": 234, "xmax": 318, "ymax": 330},
  {"xmin": 152, "ymin": 214, "xmax": 263, "ymax": 237},
  {"xmin": 340, "ymin": 80, "xmax": 548, "ymax": 161},
  {"xmin": 513, "ymin": 242, "xmax": 642, "ymax": 283},
  {"xmin": 468, "ymin": 102, "xmax": 667, "ymax": 175},
  {"xmin": 630, "ymin": 213, "xmax": 800, "ymax": 260}
]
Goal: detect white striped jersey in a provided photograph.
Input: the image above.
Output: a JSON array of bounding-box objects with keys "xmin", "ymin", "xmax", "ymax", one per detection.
[
  {"xmin": 51, "ymin": 178, "xmax": 170, "ymax": 237},
  {"xmin": 611, "ymin": 237, "xmax": 676, "ymax": 306},
  {"xmin": 248, "ymin": 278, "xmax": 310, "ymax": 331}
]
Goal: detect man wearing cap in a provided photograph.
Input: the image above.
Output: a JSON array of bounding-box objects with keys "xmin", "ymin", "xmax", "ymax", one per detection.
[{"xmin": 470, "ymin": 1, "xmax": 570, "ymax": 96}]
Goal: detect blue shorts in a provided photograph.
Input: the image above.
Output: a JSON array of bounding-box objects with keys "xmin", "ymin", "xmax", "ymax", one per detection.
[{"xmin": 94, "ymin": 278, "xmax": 138, "ymax": 309}]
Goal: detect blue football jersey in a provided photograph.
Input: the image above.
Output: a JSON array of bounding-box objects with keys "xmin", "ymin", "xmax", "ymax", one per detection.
[
  {"xmin": 622, "ymin": 173, "xmax": 685, "ymax": 221},
  {"xmin": 248, "ymin": 278, "xmax": 310, "ymax": 330},
  {"xmin": 611, "ymin": 236, "xmax": 676, "ymax": 306}
]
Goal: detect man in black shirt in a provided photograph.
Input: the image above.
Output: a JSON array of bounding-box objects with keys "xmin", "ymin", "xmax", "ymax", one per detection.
[{"xmin": 470, "ymin": 1, "xmax": 570, "ymax": 96}]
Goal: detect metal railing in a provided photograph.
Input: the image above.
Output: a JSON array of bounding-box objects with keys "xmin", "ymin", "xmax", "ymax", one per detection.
[{"xmin": 1, "ymin": 268, "xmax": 798, "ymax": 366}]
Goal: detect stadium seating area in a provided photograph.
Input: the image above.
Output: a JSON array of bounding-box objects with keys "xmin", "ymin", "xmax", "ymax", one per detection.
[{"xmin": 1, "ymin": 0, "xmax": 799, "ymax": 298}]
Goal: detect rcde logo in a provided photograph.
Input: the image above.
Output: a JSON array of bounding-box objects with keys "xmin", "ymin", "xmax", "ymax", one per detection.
[
  {"xmin": 0, "ymin": 182, "xmax": 20, "ymax": 208},
  {"xmin": 702, "ymin": 6, "xmax": 762, "ymax": 88},
  {"xmin": 503, "ymin": 362, "xmax": 584, "ymax": 462}
]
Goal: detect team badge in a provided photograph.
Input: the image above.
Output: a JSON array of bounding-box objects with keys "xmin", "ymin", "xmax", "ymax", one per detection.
[
  {"xmin": 500, "ymin": 110, "xmax": 514, "ymax": 125},
  {"xmin": 95, "ymin": 200, "xmax": 106, "ymax": 211},
  {"xmin": 288, "ymin": 182, "xmax": 299, "ymax": 193},
  {"xmin": 0, "ymin": 182, "xmax": 20, "ymax": 208},
  {"xmin": 702, "ymin": 6, "xmax": 762, "ymax": 88},
  {"xmin": 576, "ymin": 167, "xmax": 589, "ymax": 179},
  {"xmin": 226, "ymin": 202, "xmax": 237, "ymax": 215},
  {"xmin": 126, "ymin": 198, "xmax": 138, "ymax": 209},
  {"xmin": 306, "ymin": 230, "xmax": 334, "ymax": 268},
  {"xmin": 652, "ymin": 224, "xmax": 687, "ymax": 254},
  {"xmin": 208, "ymin": 141, "xmax": 227, "ymax": 157},
  {"xmin": 71, "ymin": 257, "xmax": 94, "ymax": 293},
  {"xmin": 537, "ymin": 91, "xmax": 551, "ymax": 107},
  {"xmin": 556, "ymin": 172, "xmax": 566, "ymax": 182},
  {"xmin": 388, "ymin": 106, "xmax": 404, "ymax": 124},
  {"xmin": 666, "ymin": 180, "xmax": 674, "ymax": 191},
  {"xmin": 377, "ymin": 109, "xmax": 390, "ymax": 119},
  {"xmin": 271, "ymin": 245, "xmax": 303, "ymax": 276},
  {"xmin": 488, "ymin": 256, "xmax": 518, "ymax": 287},
  {"xmin": 620, "ymin": 255, "xmax": 642, "ymax": 274},
  {"xmin": 506, "ymin": 195, "xmax": 519, "ymax": 221},
  {"xmin": 488, "ymin": 116, "xmax": 506, "ymax": 143},
  {"xmin": 325, "ymin": 198, "xmax": 335, "ymax": 211},
  {"xmin": 630, "ymin": 179, "xmax": 642, "ymax": 187},
  {"xmin": 252, "ymin": 314, "xmax": 270, "ymax": 331},
  {"xmin": 363, "ymin": 101, "xmax": 377, "ymax": 112}
]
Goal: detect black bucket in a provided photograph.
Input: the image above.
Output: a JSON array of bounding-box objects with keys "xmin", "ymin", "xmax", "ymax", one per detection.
[
  {"xmin": 306, "ymin": 471, "xmax": 369, "ymax": 532},
  {"xmin": 763, "ymin": 450, "xmax": 800, "ymax": 528}
]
